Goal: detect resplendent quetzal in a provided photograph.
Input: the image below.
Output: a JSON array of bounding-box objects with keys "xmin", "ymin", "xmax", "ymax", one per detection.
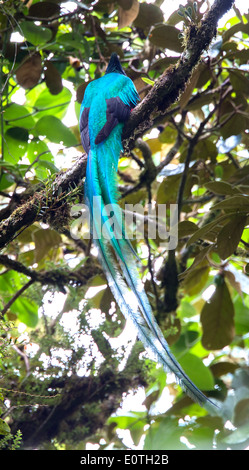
[{"xmin": 79, "ymin": 53, "xmax": 218, "ymax": 412}]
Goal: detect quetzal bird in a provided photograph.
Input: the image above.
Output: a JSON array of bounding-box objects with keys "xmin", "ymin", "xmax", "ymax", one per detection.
[{"xmin": 79, "ymin": 53, "xmax": 218, "ymax": 412}]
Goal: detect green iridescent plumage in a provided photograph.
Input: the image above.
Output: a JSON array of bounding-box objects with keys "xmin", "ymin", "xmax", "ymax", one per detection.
[{"xmin": 79, "ymin": 54, "xmax": 219, "ymax": 412}]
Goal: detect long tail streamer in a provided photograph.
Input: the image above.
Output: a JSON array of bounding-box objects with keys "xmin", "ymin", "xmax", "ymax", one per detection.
[{"xmin": 80, "ymin": 54, "xmax": 219, "ymax": 412}]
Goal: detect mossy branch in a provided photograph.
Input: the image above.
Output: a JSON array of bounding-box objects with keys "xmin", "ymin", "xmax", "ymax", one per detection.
[{"xmin": 0, "ymin": 155, "xmax": 87, "ymax": 250}]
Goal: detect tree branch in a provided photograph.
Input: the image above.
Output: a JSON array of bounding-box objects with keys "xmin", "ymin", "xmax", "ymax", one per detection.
[
  {"xmin": 9, "ymin": 349, "xmax": 147, "ymax": 448},
  {"xmin": 0, "ymin": 154, "xmax": 87, "ymax": 250},
  {"xmin": 0, "ymin": 253, "xmax": 101, "ymax": 291}
]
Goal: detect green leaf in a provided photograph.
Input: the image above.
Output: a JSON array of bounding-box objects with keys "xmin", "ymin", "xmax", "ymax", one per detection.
[
  {"xmin": 4, "ymin": 128, "xmax": 28, "ymax": 162},
  {"xmin": 6, "ymin": 127, "xmax": 29, "ymax": 142},
  {"xmin": 12, "ymin": 297, "xmax": 38, "ymax": 327},
  {"xmin": 220, "ymin": 113, "xmax": 249, "ymax": 140},
  {"xmin": 144, "ymin": 417, "xmax": 186, "ymax": 450},
  {"xmin": 186, "ymin": 213, "xmax": 239, "ymax": 246},
  {"xmin": 229, "ymin": 70, "xmax": 249, "ymax": 95},
  {"xmin": 109, "ymin": 409, "xmax": 146, "ymax": 445},
  {"xmin": 222, "ymin": 20, "xmax": 249, "ymax": 42},
  {"xmin": 16, "ymin": 52, "xmax": 42, "ymax": 89},
  {"xmin": 118, "ymin": 0, "xmax": 139, "ymax": 29},
  {"xmin": 133, "ymin": 3, "xmax": 164, "ymax": 29},
  {"xmin": 210, "ymin": 361, "xmax": 238, "ymax": 378},
  {"xmin": 33, "ymin": 228, "xmax": 62, "ymax": 263},
  {"xmin": 222, "ymin": 421, "xmax": 249, "ymax": 445},
  {"xmin": 205, "ymin": 180, "xmax": 239, "ymax": 196},
  {"xmin": 28, "ymin": 1, "xmax": 61, "ymax": 18},
  {"xmin": 151, "ymin": 56, "xmax": 179, "ymax": 72},
  {"xmin": 180, "ymin": 138, "xmax": 218, "ymax": 163},
  {"xmin": 157, "ymin": 174, "xmax": 181, "ymax": 204},
  {"xmin": 201, "ymin": 280, "xmax": 235, "ymax": 350},
  {"xmin": 39, "ymin": 159, "xmax": 58, "ymax": 174},
  {"xmin": 0, "ymin": 173, "xmax": 15, "ymax": 190},
  {"xmin": 33, "ymin": 86, "xmax": 72, "ymax": 121},
  {"xmin": 141, "ymin": 77, "xmax": 155, "ymax": 86},
  {"xmin": 234, "ymin": 296, "xmax": 249, "ymax": 335},
  {"xmin": 108, "ymin": 411, "xmax": 147, "ymax": 430},
  {"xmin": 212, "ymin": 195, "xmax": 249, "ymax": 211},
  {"xmin": 182, "ymin": 260, "xmax": 210, "ymax": 296},
  {"xmin": 178, "ymin": 353, "xmax": 215, "ymax": 390},
  {"xmin": 26, "ymin": 138, "xmax": 52, "ymax": 164},
  {"xmin": 187, "ymin": 90, "xmax": 217, "ymax": 111},
  {"xmin": 57, "ymin": 32, "xmax": 85, "ymax": 50},
  {"xmin": 177, "ymin": 299, "xmax": 197, "ymax": 318},
  {"xmin": 25, "ymin": 82, "xmax": 47, "ymax": 107},
  {"xmin": 34, "ymin": 115, "xmax": 78, "ymax": 146},
  {"xmin": 189, "ymin": 419, "xmax": 219, "ymax": 449},
  {"xmin": 171, "ymin": 330, "xmax": 200, "ymax": 357},
  {"xmin": 0, "ymin": 271, "xmax": 38, "ymax": 327},
  {"xmin": 178, "ymin": 220, "xmax": 198, "ymax": 238},
  {"xmin": 20, "ymin": 20, "xmax": 52, "ymax": 46},
  {"xmin": 149, "ymin": 24, "xmax": 183, "ymax": 52},
  {"xmin": 216, "ymin": 215, "xmax": 247, "ymax": 259},
  {"xmin": 0, "ymin": 418, "xmax": 10, "ymax": 436},
  {"xmin": 158, "ymin": 125, "xmax": 178, "ymax": 144},
  {"xmin": 4, "ymin": 103, "xmax": 35, "ymax": 129}
]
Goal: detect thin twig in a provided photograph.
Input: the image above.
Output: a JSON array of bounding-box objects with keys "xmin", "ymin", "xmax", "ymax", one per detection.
[{"xmin": 0, "ymin": 279, "xmax": 34, "ymax": 318}]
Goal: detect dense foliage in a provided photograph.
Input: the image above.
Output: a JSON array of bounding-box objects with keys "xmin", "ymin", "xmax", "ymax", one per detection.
[{"xmin": 1, "ymin": 0, "xmax": 249, "ymax": 450}]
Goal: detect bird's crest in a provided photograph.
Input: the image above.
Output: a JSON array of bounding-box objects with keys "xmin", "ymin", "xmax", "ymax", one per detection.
[{"xmin": 105, "ymin": 53, "xmax": 126, "ymax": 75}]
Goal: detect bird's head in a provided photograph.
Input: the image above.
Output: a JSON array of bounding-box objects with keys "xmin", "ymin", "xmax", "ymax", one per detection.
[{"xmin": 105, "ymin": 53, "xmax": 126, "ymax": 75}]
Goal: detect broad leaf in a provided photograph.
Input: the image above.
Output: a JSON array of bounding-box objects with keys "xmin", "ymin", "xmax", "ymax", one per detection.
[
  {"xmin": 44, "ymin": 60, "xmax": 63, "ymax": 95},
  {"xmin": 150, "ymin": 24, "xmax": 183, "ymax": 52},
  {"xmin": 4, "ymin": 103, "xmax": 35, "ymax": 129},
  {"xmin": 34, "ymin": 115, "xmax": 78, "ymax": 146},
  {"xmin": 201, "ymin": 280, "xmax": 235, "ymax": 350},
  {"xmin": 32, "ymin": 228, "xmax": 62, "ymax": 263},
  {"xmin": 178, "ymin": 353, "xmax": 215, "ymax": 391},
  {"xmin": 133, "ymin": 3, "xmax": 164, "ymax": 29},
  {"xmin": 20, "ymin": 21, "xmax": 52, "ymax": 46},
  {"xmin": 16, "ymin": 53, "xmax": 42, "ymax": 89},
  {"xmin": 13, "ymin": 297, "xmax": 38, "ymax": 327},
  {"xmin": 182, "ymin": 260, "xmax": 210, "ymax": 296},
  {"xmin": 216, "ymin": 215, "xmax": 247, "ymax": 259},
  {"xmin": 0, "ymin": 418, "xmax": 10, "ymax": 436},
  {"xmin": 118, "ymin": 0, "xmax": 139, "ymax": 28},
  {"xmin": 33, "ymin": 86, "xmax": 72, "ymax": 120},
  {"xmin": 144, "ymin": 417, "xmax": 186, "ymax": 450}
]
